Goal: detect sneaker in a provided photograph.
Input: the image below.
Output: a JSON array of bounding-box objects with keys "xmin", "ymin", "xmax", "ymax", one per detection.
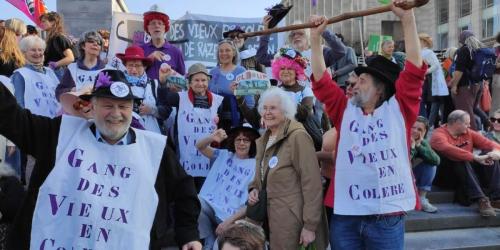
[
  {"xmin": 478, "ymin": 197, "xmax": 497, "ymax": 217},
  {"xmin": 491, "ymin": 200, "xmax": 500, "ymax": 211},
  {"xmin": 420, "ymin": 197, "xmax": 438, "ymax": 213}
]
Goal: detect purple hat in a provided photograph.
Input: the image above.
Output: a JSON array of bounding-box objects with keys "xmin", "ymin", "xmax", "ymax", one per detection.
[{"xmin": 459, "ymin": 30, "xmax": 474, "ymax": 44}]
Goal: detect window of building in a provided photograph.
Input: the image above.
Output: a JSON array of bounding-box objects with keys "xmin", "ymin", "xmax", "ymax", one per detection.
[
  {"xmin": 483, "ymin": 0, "xmax": 494, "ymax": 8},
  {"xmin": 438, "ymin": 32, "xmax": 448, "ymax": 49},
  {"xmin": 459, "ymin": 25, "xmax": 470, "ymax": 34},
  {"xmin": 482, "ymin": 17, "xmax": 494, "ymax": 38},
  {"xmin": 437, "ymin": 0, "xmax": 449, "ymax": 24},
  {"xmin": 459, "ymin": 0, "xmax": 471, "ymax": 17}
]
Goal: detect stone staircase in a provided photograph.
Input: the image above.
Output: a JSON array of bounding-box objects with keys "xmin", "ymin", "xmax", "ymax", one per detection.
[{"xmin": 405, "ymin": 189, "xmax": 500, "ymax": 250}]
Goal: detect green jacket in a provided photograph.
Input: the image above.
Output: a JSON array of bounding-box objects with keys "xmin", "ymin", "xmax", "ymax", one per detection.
[{"xmin": 411, "ymin": 139, "xmax": 440, "ymax": 166}]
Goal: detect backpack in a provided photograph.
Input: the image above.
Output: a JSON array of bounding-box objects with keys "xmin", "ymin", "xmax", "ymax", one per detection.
[{"xmin": 469, "ymin": 48, "xmax": 496, "ymax": 83}]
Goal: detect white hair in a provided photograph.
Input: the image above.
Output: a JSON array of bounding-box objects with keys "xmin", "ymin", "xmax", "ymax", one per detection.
[
  {"xmin": 287, "ymin": 20, "xmax": 310, "ymax": 49},
  {"xmin": 19, "ymin": 36, "xmax": 46, "ymax": 52},
  {"xmin": 258, "ymin": 87, "xmax": 297, "ymax": 120}
]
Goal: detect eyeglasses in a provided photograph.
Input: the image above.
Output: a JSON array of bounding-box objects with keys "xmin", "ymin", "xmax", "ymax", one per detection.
[
  {"xmin": 490, "ymin": 117, "xmax": 500, "ymax": 123},
  {"xmin": 235, "ymin": 138, "xmax": 251, "ymax": 143},
  {"xmin": 228, "ymin": 34, "xmax": 242, "ymax": 40},
  {"xmin": 86, "ymin": 39, "xmax": 102, "ymax": 46}
]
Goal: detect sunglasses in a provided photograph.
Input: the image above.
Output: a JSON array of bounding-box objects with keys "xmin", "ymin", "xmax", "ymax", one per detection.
[
  {"xmin": 490, "ymin": 117, "xmax": 500, "ymax": 123},
  {"xmin": 86, "ymin": 39, "xmax": 102, "ymax": 46}
]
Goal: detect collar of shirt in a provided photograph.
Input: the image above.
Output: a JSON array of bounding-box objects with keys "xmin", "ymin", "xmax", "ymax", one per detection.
[
  {"xmin": 146, "ymin": 40, "xmax": 171, "ymax": 49},
  {"xmin": 26, "ymin": 64, "xmax": 46, "ymax": 74},
  {"xmin": 95, "ymin": 128, "xmax": 133, "ymax": 145},
  {"xmin": 76, "ymin": 58, "xmax": 105, "ymax": 70}
]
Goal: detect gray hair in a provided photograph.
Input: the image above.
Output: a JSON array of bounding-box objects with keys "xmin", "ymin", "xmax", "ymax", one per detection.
[
  {"xmin": 287, "ymin": 20, "xmax": 310, "ymax": 48},
  {"xmin": 381, "ymin": 39, "xmax": 394, "ymax": 48},
  {"xmin": 257, "ymin": 87, "xmax": 297, "ymax": 120},
  {"xmin": 5, "ymin": 18, "xmax": 26, "ymax": 36},
  {"xmin": 217, "ymin": 39, "xmax": 239, "ymax": 65},
  {"xmin": 444, "ymin": 47, "xmax": 457, "ymax": 59},
  {"xmin": 464, "ymin": 36, "xmax": 484, "ymax": 55},
  {"xmin": 19, "ymin": 35, "xmax": 46, "ymax": 52},
  {"xmin": 447, "ymin": 110, "xmax": 469, "ymax": 124},
  {"xmin": 78, "ymin": 30, "xmax": 103, "ymax": 59}
]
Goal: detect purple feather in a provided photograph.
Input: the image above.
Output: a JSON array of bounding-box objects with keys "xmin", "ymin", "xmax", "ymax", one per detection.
[{"xmin": 312, "ymin": 0, "xmax": 317, "ymax": 6}]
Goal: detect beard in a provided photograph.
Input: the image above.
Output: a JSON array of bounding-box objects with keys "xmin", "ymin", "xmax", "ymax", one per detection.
[
  {"xmin": 350, "ymin": 87, "xmax": 376, "ymax": 107},
  {"xmin": 94, "ymin": 115, "xmax": 132, "ymax": 143}
]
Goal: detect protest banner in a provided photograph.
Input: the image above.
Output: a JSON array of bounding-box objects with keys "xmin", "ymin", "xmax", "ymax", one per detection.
[
  {"xmin": 109, "ymin": 12, "xmax": 285, "ymax": 70},
  {"xmin": 234, "ymin": 70, "xmax": 270, "ymax": 96}
]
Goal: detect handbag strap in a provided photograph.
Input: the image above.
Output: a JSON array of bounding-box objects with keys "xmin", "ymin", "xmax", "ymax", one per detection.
[{"xmin": 261, "ymin": 138, "xmax": 285, "ymax": 189}]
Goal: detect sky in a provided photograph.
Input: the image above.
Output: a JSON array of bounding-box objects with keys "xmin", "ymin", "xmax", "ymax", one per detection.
[{"xmin": 0, "ymin": 0, "xmax": 275, "ymax": 25}]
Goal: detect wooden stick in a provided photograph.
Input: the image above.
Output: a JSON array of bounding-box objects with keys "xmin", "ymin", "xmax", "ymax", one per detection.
[{"xmin": 241, "ymin": 0, "xmax": 429, "ymax": 38}]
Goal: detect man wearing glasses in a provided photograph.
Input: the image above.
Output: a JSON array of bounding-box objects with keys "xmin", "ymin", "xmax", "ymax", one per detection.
[
  {"xmin": 430, "ymin": 110, "xmax": 500, "ymax": 217},
  {"xmin": 223, "ymin": 26, "xmax": 265, "ymax": 73}
]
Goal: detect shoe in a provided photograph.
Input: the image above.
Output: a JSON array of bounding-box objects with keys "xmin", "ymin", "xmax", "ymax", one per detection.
[
  {"xmin": 491, "ymin": 200, "xmax": 500, "ymax": 211},
  {"xmin": 478, "ymin": 197, "xmax": 497, "ymax": 217},
  {"xmin": 420, "ymin": 197, "xmax": 438, "ymax": 213}
]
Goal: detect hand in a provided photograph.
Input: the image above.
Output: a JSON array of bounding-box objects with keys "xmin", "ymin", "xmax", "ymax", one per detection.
[
  {"xmin": 168, "ymin": 84, "xmax": 183, "ymax": 93},
  {"xmin": 299, "ymin": 227, "xmax": 316, "ymax": 247},
  {"xmin": 181, "ymin": 241, "xmax": 202, "ymax": 250},
  {"xmin": 48, "ymin": 61, "xmax": 58, "ymax": 70},
  {"xmin": 474, "ymin": 155, "xmax": 494, "ymax": 166},
  {"xmin": 211, "ymin": 129, "xmax": 228, "ymax": 143},
  {"xmin": 139, "ymin": 104, "xmax": 153, "ymax": 116},
  {"xmin": 248, "ymin": 189, "xmax": 259, "ymax": 206},
  {"xmin": 391, "ymin": 0, "xmax": 414, "ymax": 19},
  {"xmin": 262, "ymin": 15, "xmax": 272, "ymax": 30},
  {"xmin": 230, "ymin": 81, "xmax": 239, "ymax": 93},
  {"xmin": 149, "ymin": 51, "xmax": 166, "ymax": 62},
  {"xmin": 451, "ymin": 85, "xmax": 458, "ymax": 95},
  {"xmin": 215, "ymin": 219, "xmax": 233, "ymax": 236},
  {"xmin": 487, "ymin": 150, "xmax": 500, "ymax": 161},
  {"xmin": 309, "ymin": 15, "xmax": 328, "ymax": 38},
  {"xmin": 410, "ymin": 137, "xmax": 416, "ymax": 149},
  {"xmin": 6, "ymin": 146, "xmax": 16, "ymax": 157},
  {"xmin": 159, "ymin": 63, "xmax": 174, "ymax": 84}
]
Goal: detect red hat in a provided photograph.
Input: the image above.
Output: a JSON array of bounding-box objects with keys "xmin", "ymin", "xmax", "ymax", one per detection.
[
  {"xmin": 143, "ymin": 5, "xmax": 170, "ymax": 33},
  {"xmin": 116, "ymin": 46, "xmax": 153, "ymax": 67}
]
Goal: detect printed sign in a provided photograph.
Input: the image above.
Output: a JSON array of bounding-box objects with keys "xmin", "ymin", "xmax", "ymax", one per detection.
[{"xmin": 234, "ymin": 70, "xmax": 270, "ymax": 96}]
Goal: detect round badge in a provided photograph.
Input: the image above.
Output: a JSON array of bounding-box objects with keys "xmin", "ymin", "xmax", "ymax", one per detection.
[
  {"xmin": 162, "ymin": 54, "xmax": 172, "ymax": 62},
  {"xmin": 268, "ymin": 156, "xmax": 279, "ymax": 169},
  {"xmin": 110, "ymin": 82, "xmax": 130, "ymax": 98},
  {"xmin": 226, "ymin": 73, "xmax": 234, "ymax": 81}
]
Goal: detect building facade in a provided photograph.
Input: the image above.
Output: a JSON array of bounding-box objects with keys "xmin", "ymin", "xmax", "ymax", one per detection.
[
  {"xmin": 57, "ymin": 0, "xmax": 128, "ymax": 37},
  {"xmin": 281, "ymin": 0, "xmax": 499, "ymax": 52}
]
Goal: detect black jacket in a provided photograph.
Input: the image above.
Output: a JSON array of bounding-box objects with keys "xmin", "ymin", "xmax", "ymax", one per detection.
[{"xmin": 0, "ymin": 83, "xmax": 200, "ymax": 249}]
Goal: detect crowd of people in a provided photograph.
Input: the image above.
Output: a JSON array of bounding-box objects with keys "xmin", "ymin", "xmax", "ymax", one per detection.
[{"xmin": 0, "ymin": 0, "xmax": 500, "ymax": 249}]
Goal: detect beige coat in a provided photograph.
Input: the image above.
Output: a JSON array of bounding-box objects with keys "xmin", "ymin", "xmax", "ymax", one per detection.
[{"xmin": 249, "ymin": 119, "xmax": 328, "ymax": 250}]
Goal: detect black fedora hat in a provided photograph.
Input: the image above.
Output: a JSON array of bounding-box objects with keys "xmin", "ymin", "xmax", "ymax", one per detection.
[
  {"xmin": 227, "ymin": 123, "xmax": 260, "ymax": 140},
  {"xmin": 266, "ymin": 4, "xmax": 293, "ymax": 29},
  {"xmin": 80, "ymin": 69, "xmax": 140, "ymax": 101},
  {"xmin": 223, "ymin": 26, "xmax": 245, "ymax": 39},
  {"xmin": 354, "ymin": 55, "xmax": 401, "ymax": 98}
]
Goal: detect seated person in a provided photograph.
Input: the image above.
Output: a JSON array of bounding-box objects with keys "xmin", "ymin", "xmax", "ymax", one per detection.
[
  {"xmin": 410, "ymin": 116, "xmax": 440, "ymax": 213},
  {"xmin": 195, "ymin": 125, "xmax": 260, "ymax": 249},
  {"xmin": 430, "ymin": 110, "xmax": 500, "ymax": 217},
  {"xmin": 485, "ymin": 109, "xmax": 500, "ymax": 143},
  {"xmin": 217, "ymin": 220, "xmax": 265, "ymax": 250}
]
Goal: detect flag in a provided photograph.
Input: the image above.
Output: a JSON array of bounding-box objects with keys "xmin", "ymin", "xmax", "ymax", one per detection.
[
  {"xmin": 6, "ymin": 0, "xmax": 48, "ymax": 26},
  {"xmin": 378, "ymin": 0, "xmax": 391, "ymax": 4}
]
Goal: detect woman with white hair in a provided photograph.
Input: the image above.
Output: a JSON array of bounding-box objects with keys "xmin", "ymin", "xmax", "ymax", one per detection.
[
  {"xmin": 209, "ymin": 39, "xmax": 252, "ymax": 131},
  {"xmin": 56, "ymin": 30, "xmax": 106, "ymax": 100},
  {"xmin": 419, "ymin": 33, "xmax": 449, "ymax": 128},
  {"xmin": 11, "ymin": 35, "xmax": 60, "ymax": 118},
  {"xmin": 247, "ymin": 87, "xmax": 328, "ymax": 249}
]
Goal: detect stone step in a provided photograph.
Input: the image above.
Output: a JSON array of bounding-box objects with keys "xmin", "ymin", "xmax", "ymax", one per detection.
[
  {"xmin": 426, "ymin": 190, "xmax": 455, "ymax": 204},
  {"xmin": 405, "ymin": 227, "xmax": 500, "ymax": 250},
  {"xmin": 406, "ymin": 203, "xmax": 500, "ymax": 232}
]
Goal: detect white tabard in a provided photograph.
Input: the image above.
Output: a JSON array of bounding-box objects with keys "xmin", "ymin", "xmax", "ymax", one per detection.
[
  {"xmin": 334, "ymin": 98, "xmax": 416, "ymax": 215},
  {"xmin": 177, "ymin": 91, "xmax": 223, "ymax": 177},
  {"xmin": 30, "ymin": 115, "xmax": 166, "ymax": 250},
  {"xmin": 131, "ymin": 81, "xmax": 161, "ymax": 133},
  {"xmin": 199, "ymin": 149, "xmax": 256, "ymax": 220},
  {"xmin": 16, "ymin": 67, "xmax": 60, "ymax": 118},
  {"xmin": 67, "ymin": 63, "xmax": 102, "ymax": 91}
]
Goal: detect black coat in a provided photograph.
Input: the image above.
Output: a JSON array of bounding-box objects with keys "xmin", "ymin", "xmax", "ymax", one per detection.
[{"xmin": 0, "ymin": 83, "xmax": 201, "ymax": 249}]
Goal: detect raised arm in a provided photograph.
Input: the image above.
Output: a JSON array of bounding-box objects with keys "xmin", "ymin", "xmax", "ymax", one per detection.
[
  {"xmin": 255, "ymin": 16, "xmax": 275, "ymax": 67},
  {"xmin": 195, "ymin": 129, "xmax": 227, "ymax": 159},
  {"xmin": 392, "ymin": 0, "xmax": 422, "ymax": 68},
  {"xmin": 321, "ymin": 30, "xmax": 346, "ymax": 68}
]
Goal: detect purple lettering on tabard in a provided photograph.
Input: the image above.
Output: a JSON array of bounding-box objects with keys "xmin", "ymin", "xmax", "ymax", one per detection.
[
  {"xmin": 348, "ymin": 183, "xmax": 405, "ymax": 201},
  {"xmin": 68, "ymin": 148, "xmax": 84, "ymax": 168}
]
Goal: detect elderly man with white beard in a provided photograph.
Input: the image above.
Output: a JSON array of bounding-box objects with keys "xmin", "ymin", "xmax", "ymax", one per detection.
[
  {"xmin": 310, "ymin": 0, "xmax": 427, "ymax": 249},
  {"xmin": 0, "ymin": 69, "xmax": 201, "ymax": 250}
]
